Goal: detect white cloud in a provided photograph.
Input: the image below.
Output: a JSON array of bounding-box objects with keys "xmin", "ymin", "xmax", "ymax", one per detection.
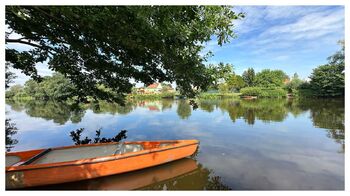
[
  {"xmin": 262, "ymin": 9, "xmax": 344, "ymax": 40},
  {"xmin": 243, "ymin": 7, "xmax": 342, "ymax": 46},
  {"xmin": 263, "ymin": 6, "xmax": 326, "ymax": 20}
]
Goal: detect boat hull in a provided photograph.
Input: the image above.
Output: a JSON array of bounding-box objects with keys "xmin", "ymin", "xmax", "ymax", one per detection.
[{"xmin": 6, "ymin": 140, "xmax": 198, "ymax": 189}]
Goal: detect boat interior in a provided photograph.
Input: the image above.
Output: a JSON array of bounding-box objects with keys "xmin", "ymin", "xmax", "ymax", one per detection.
[{"xmin": 6, "ymin": 141, "xmax": 178, "ymax": 167}]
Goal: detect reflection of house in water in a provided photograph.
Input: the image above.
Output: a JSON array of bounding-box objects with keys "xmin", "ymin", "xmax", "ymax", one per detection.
[{"xmin": 138, "ymin": 101, "xmax": 162, "ymax": 111}]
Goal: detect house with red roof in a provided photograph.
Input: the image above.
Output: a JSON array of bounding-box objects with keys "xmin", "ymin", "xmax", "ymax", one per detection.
[{"xmin": 144, "ymin": 83, "xmax": 163, "ymax": 94}]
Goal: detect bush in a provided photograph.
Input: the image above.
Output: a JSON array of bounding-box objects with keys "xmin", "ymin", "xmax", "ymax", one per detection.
[
  {"xmin": 240, "ymin": 87, "xmax": 262, "ymax": 96},
  {"xmin": 240, "ymin": 87, "xmax": 287, "ymax": 98},
  {"xmin": 197, "ymin": 92, "xmax": 240, "ymax": 99},
  {"xmin": 262, "ymin": 88, "xmax": 286, "ymax": 98}
]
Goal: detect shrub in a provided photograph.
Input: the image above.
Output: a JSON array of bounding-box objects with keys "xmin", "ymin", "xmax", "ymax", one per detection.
[
  {"xmin": 240, "ymin": 87, "xmax": 262, "ymax": 96},
  {"xmin": 262, "ymin": 88, "xmax": 286, "ymax": 98},
  {"xmin": 240, "ymin": 87, "xmax": 287, "ymax": 98}
]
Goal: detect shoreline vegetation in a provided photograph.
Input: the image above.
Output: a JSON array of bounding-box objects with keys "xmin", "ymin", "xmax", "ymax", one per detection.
[{"xmin": 5, "ymin": 40, "xmax": 344, "ymax": 103}]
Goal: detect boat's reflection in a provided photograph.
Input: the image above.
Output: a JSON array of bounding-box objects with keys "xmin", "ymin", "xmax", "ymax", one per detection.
[{"xmin": 32, "ymin": 158, "xmax": 199, "ymax": 190}]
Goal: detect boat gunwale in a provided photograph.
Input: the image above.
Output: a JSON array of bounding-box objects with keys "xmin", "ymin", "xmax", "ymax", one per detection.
[{"xmin": 6, "ymin": 140, "xmax": 199, "ymax": 172}]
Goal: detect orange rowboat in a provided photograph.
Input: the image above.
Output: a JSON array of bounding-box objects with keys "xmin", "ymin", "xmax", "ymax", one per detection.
[{"xmin": 6, "ymin": 140, "xmax": 199, "ymax": 189}]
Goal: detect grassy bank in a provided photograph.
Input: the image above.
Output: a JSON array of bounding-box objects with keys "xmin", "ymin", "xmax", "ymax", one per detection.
[{"xmin": 127, "ymin": 92, "xmax": 176, "ymax": 100}]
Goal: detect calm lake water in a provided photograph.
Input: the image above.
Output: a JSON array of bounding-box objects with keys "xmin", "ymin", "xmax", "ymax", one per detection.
[{"xmin": 5, "ymin": 98, "xmax": 344, "ymax": 190}]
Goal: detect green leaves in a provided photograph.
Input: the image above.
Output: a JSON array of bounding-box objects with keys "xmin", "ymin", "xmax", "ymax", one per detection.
[
  {"xmin": 254, "ymin": 69, "xmax": 288, "ymax": 88},
  {"xmin": 5, "ymin": 6, "xmax": 244, "ymax": 103},
  {"xmin": 242, "ymin": 68, "xmax": 255, "ymax": 87},
  {"xmin": 309, "ymin": 64, "xmax": 344, "ymax": 97},
  {"xmin": 309, "ymin": 41, "xmax": 344, "ymax": 97},
  {"xmin": 206, "ymin": 62, "xmax": 234, "ymax": 88}
]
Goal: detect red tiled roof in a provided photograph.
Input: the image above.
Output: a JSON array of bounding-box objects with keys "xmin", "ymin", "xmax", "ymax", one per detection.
[{"xmin": 147, "ymin": 83, "xmax": 160, "ymax": 89}]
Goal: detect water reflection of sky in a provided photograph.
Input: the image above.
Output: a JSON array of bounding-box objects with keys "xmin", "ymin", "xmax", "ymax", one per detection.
[{"xmin": 5, "ymin": 99, "xmax": 344, "ymax": 190}]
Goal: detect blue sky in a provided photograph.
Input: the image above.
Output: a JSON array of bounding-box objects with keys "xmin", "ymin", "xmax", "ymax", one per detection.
[
  {"xmin": 204, "ymin": 5, "xmax": 344, "ymax": 80},
  {"xmin": 8, "ymin": 5, "xmax": 345, "ymax": 85}
]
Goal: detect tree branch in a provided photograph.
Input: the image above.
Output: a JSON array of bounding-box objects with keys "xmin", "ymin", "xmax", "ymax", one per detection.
[{"xmin": 6, "ymin": 38, "xmax": 55, "ymax": 55}]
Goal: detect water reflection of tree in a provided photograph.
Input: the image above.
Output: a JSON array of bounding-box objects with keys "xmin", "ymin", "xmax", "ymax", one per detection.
[
  {"xmin": 198, "ymin": 98, "xmax": 344, "ymax": 152},
  {"xmin": 6, "ymin": 98, "xmax": 344, "ymax": 152},
  {"xmin": 198, "ymin": 100, "xmax": 216, "ymax": 113},
  {"xmin": 298, "ymin": 98, "xmax": 345, "ymax": 152},
  {"xmin": 199, "ymin": 99, "xmax": 291, "ymax": 124},
  {"xmin": 177, "ymin": 100, "xmax": 192, "ymax": 119},
  {"xmin": 161, "ymin": 99, "xmax": 173, "ymax": 111},
  {"xmin": 5, "ymin": 100, "xmax": 136, "ymax": 124},
  {"xmin": 91, "ymin": 101, "xmax": 134, "ymax": 115},
  {"xmin": 5, "ymin": 118, "xmax": 18, "ymax": 152},
  {"xmin": 239, "ymin": 99, "xmax": 288, "ymax": 123}
]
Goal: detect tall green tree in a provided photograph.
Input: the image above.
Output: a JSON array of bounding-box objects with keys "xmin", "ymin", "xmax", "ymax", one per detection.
[
  {"xmin": 206, "ymin": 62, "xmax": 234, "ymax": 89},
  {"xmin": 254, "ymin": 69, "xmax": 288, "ymax": 88},
  {"xmin": 5, "ymin": 6, "xmax": 244, "ymax": 103},
  {"xmin": 309, "ymin": 41, "xmax": 344, "ymax": 97},
  {"xmin": 242, "ymin": 68, "xmax": 255, "ymax": 87},
  {"xmin": 285, "ymin": 73, "xmax": 303, "ymax": 94},
  {"xmin": 327, "ymin": 40, "xmax": 344, "ymax": 66},
  {"xmin": 309, "ymin": 64, "xmax": 344, "ymax": 97},
  {"xmin": 227, "ymin": 74, "xmax": 245, "ymax": 91}
]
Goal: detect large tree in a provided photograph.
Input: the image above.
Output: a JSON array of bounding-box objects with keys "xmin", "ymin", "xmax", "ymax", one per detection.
[
  {"xmin": 309, "ymin": 64, "xmax": 344, "ymax": 97},
  {"xmin": 242, "ymin": 68, "xmax": 255, "ymax": 87},
  {"xmin": 254, "ymin": 69, "xmax": 288, "ymax": 88},
  {"xmin": 5, "ymin": 6, "xmax": 244, "ymax": 103},
  {"xmin": 309, "ymin": 40, "xmax": 344, "ymax": 97},
  {"xmin": 206, "ymin": 62, "xmax": 234, "ymax": 89},
  {"xmin": 227, "ymin": 74, "xmax": 245, "ymax": 91},
  {"xmin": 21, "ymin": 73, "xmax": 76, "ymax": 100},
  {"xmin": 285, "ymin": 73, "xmax": 303, "ymax": 93}
]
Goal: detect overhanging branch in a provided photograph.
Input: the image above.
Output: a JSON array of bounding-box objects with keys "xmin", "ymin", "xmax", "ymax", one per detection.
[{"xmin": 6, "ymin": 38, "xmax": 55, "ymax": 55}]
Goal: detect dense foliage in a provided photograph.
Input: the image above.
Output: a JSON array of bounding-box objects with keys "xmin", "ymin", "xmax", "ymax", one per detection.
[
  {"xmin": 242, "ymin": 68, "xmax": 255, "ymax": 87},
  {"xmin": 309, "ymin": 64, "xmax": 344, "ymax": 97},
  {"xmin": 5, "ymin": 6, "xmax": 244, "ymax": 103},
  {"xmin": 6, "ymin": 73, "xmax": 76, "ymax": 100},
  {"xmin": 309, "ymin": 40, "xmax": 344, "ymax": 97},
  {"xmin": 226, "ymin": 74, "xmax": 245, "ymax": 91},
  {"xmin": 239, "ymin": 87, "xmax": 262, "ymax": 96},
  {"xmin": 240, "ymin": 87, "xmax": 287, "ymax": 98},
  {"xmin": 285, "ymin": 73, "xmax": 303, "ymax": 95},
  {"xmin": 5, "ymin": 63, "xmax": 16, "ymax": 89},
  {"xmin": 254, "ymin": 69, "xmax": 289, "ymax": 88},
  {"xmin": 206, "ymin": 62, "xmax": 235, "ymax": 89}
]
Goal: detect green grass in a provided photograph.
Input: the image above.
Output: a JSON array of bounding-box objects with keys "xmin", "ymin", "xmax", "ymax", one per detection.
[{"xmin": 128, "ymin": 92, "xmax": 176, "ymax": 100}]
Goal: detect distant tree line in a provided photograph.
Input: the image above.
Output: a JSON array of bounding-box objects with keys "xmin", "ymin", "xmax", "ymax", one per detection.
[
  {"xmin": 6, "ymin": 73, "xmax": 77, "ymax": 101},
  {"xmin": 205, "ymin": 40, "xmax": 344, "ymax": 98}
]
